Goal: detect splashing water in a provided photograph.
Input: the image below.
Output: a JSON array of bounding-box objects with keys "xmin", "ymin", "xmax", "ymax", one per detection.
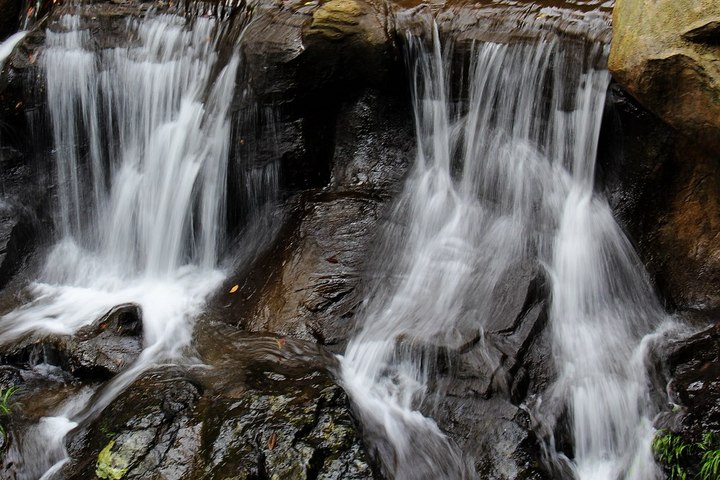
[
  {"xmin": 0, "ymin": 12, "xmax": 256, "ymax": 477},
  {"xmin": 342, "ymin": 18, "xmax": 669, "ymax": 480},
  {"xmin": 1, "ymin": 12, "xmax": 237, "ymax": 352}
]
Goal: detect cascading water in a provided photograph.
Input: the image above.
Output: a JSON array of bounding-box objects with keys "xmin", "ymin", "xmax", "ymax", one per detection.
[
  {"xmin": 0, "ymin": 3, "xmax": 679, "ymax": 478},
  {"xmin": 342, "ymin": 18, "xmax": 669, "ymax": 480},
  {"xmin": 540, "ymin": 41, "xmax": 667, "ymax": 480},
  {"xmin": 0, "ymin": 10, "xmax": 268, "ymax": 477},
  {"xmin": 0, "ymin": 31, "xmax": 28, "ymax": 70},
  {"xmin": 1, "ymin": 12, "xmax": 238, "ymax": 346}
]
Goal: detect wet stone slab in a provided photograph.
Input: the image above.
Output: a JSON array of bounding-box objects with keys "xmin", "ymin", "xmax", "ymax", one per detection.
[{"xmin": 56, "ymin": 322, "xmax": 374, "ymax": 480}]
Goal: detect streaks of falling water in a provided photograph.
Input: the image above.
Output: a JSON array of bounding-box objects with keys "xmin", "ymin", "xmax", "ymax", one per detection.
[
  {"xmin": 0, "ymin": 13, "xmax": 237, "ymax": 348},
  {"xmin": 0, "ymin": 31, "xmax": 28, "ymax": 71},
  {"xmin": 543, "ymin": 64, "xmax": 666, "ymax": 480},
  {"xmin": 0, "ymin": 12, "xmax": 266, "ymax": 478},
  {"xmin": 342, "ymin": 19, "xmax": 668, "ymax": 480}
]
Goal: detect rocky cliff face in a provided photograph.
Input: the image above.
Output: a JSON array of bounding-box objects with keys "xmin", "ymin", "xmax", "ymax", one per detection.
[
  {"xmin": 607, "ymin": 1, "xmax": 720, "ymax": 311},
  {"xmin": 606, "ymin": 0, "xmax": 720, "ymax": 313},
  {"xmin": 606, "ymin": 0, "xmax": 720, "ymax": 474},
  {"xmin": 0, "ymin": 0, "xmax": 718, "ymax": 479}
]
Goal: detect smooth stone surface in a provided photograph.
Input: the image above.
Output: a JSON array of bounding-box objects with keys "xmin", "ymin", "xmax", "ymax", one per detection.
[{"xmin": 609, "ymin": 0, "xmax": 720, "ymax": 153}]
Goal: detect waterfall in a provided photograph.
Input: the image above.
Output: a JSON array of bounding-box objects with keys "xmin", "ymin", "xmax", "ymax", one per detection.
[
  {"xmin": 0, "ymin": 11, "xmax": 269, "ymax": 477},
  {"xmin": 0, "ymin": 3, "xmax": 677, "ymax": 478},
  {"xmin": 1, "ymin": 12, "xmax": 241, "ymax": 348},
  {"xmin": 342, "ymin": 20, "xmax": 668, "ymax": 480}
]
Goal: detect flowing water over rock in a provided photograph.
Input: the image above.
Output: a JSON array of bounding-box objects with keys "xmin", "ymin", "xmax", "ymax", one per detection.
[
  {"xmin": 0, "ymin": 1, "xmax": 698, "ymax": 479},
  {"xmin": 341, "ymin": 16, "xmax": 671, "ymax": 480},
  {"xmin": 0, "ymin": 10, "xmax": 266, "ymax": 477}
]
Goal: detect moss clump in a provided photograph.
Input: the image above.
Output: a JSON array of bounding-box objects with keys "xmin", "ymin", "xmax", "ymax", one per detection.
[{"xmin": 96, "ymin": 440, "xmax": 129, "ymax": 479}]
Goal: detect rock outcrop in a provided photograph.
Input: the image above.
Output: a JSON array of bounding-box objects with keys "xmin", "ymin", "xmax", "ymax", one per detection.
[
  {"xmin": 604, "ymin": 0, "xmax": 720, "ymax": 470},
  {"xmin": 1, "ymin": 303, "xmax": 144, "ymax": 379},
  {"xmin": 609, "ymin": 0, "xmax": 720, "ymax": 153},
  {"xmin": 60, "ymin": 324, "xmax": 373, "ymax": 480},
  {"xmin": 600, "ymin": 82, "xmax": 720, "ymax": 312}
]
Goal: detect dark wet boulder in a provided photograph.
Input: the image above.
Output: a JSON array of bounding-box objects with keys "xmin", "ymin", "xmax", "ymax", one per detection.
[
  {"xmin": 63, "ymin": 367, "xmax": 203, "ymax": 480},
  {"xmin": 61, "ymin": 324, "xmax": 374, "ymax": 479},
  {"xmin": 193, "ymin": 324, "xmax": 373, "ymax": 480},
  {"xmin": 651, "ymin": 322, "xmax": 720, "ymax": 479},
  {"xmin": 435, "ymin": 397, "xmax": 548, "ymax": 480},
  {"xmin": 214, "ymin": 91, "xmax": 414, "ymax": 350},
  {"xmin": 67, "ymin": 303, "xmax": 144, "ymax": 377},
  {"xmin": 1, "ymin": 303, "xmax": 143, "ymax": 379},
  {"xmin": 599, "ymin": 84, "xmax": 720, "ymax": 312},
  {"xmin": 201, "ymin": 371, "xmax": 371, "ymax": 479},
  {"xmin": 416, "ymin": 288, "xmax": 550, "ymax": 479},
  {"xmin": 658, "ymin": 322, "xmax": 720, "ymax": 435}
]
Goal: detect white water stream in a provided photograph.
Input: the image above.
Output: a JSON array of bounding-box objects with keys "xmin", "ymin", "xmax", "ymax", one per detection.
[
  {"xmin": 0, "ymin": 5, "xmax": 675, "ymax": 480},
  {"xmin": 0, "ymin": 12, "xmax": 252, "ymax": 477},
  {"xmin": 0, "ymin": 31, "xmax": 28, "ymax": 71},
  {"xmin": 342, "ymin": 21, "xmax": 668, "ymax": 480}
]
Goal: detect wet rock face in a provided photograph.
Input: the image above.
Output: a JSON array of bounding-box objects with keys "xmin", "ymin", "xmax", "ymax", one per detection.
[
  {"xmin": 202, "ymin": 373, "xmax": 371, "ymax": 479},
  {"xmin": 1, "ymin": 303, "xmax": 143, "ymax": 379},
  {"xmin": 609, "ymin": 0, "xmax": 720, "ymax": 154},
  {"xmin": 63, "ymin": 368, "xmax": 203, "ymax": 480},
  {"xmin": 437, "ymin": 397, "xmax": 547, "ymax": 480},
  {"xmin": 652, "ymin": 322, "xmax": 720, "ymax": 478},
  {"xmin": 62, "ymin": 325, "xmax": 373, "ymax": 480},
  {"xmin": 421, "ymin": 271, "xmax": 550, "ymax": 479},
  {"xmin": 664, "ymin": 323, "xmax": 720, "ymax": 433},
  {"xmin": 216, "ymin": 91, "xmax": 414, "ymax": 350},
  {"xmin": 599, "ymin": 84, "xmax": 720, "ymax": 311},
  {"xmin": 0, "ymin": 207, "xmax": 38, "ymax": 291},
  {"xmin": 0, "ymin": 38, "xmax": 50, "ymax": 292}
]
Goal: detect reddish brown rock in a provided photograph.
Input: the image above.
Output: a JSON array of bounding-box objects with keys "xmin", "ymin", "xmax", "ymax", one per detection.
[{"xmin": 609, "ymin": 0, "xmax": 720, "ymax": 153}]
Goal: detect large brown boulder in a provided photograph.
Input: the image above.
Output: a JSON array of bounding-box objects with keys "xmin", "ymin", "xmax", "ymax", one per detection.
[
  {"xmin": 600, "ymin": 84, "xmax": 720, "ymax": 311},
  {"xmin": 608, "ymin": 0, "xmax": 720, "ymax": 153}
]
